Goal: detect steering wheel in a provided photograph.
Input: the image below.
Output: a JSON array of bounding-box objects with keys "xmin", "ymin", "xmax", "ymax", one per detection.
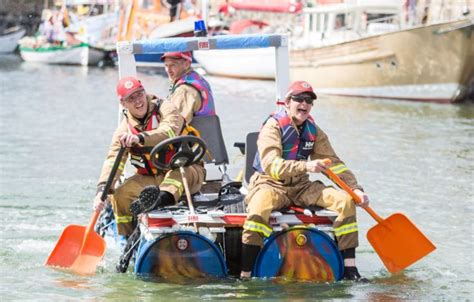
[{"xmin": 150, "ymin": 135, "xmax": 207, "ymax": 170}]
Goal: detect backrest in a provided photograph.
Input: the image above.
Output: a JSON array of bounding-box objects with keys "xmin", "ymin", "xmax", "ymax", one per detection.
[
  {"xmin": 244, "ymin": 132, "xmax": 259, "ymax": 185},
  {"xmin": 190, "ymin": 115, "xmax": 229, "ymax": 165}
]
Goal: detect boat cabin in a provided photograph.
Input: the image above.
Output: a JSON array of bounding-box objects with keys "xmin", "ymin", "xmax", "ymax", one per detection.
[{"xmin": 297, "ymin": 2, "xmax": 404, "ymax": 48}]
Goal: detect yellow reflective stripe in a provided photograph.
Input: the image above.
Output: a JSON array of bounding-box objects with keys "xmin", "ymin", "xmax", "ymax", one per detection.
[
  {"xmin": 270, "ymin": 158, "xmax": 284, "ymax": 180},
  {"xmin": 116, "ymin": 215, "xmax": 134, "ymax": 224},
  {"xmin": 243, "ymin": 221, "xmax": 273, "ymax": 237},
  {"xmin": 161, "ymin": 125, "xmax": 176, "ymax": 138},
  {"xmin": 106, "ymin": 158, "xmax": 115, "ymax": 167},
  {"xmin": 107, "ymin": 157, "xmax": 126, "ymax": 171},
  {"xmin": 162, "ymin": 178, "xmax": 183, "ymax": 195},
  {"xmin": 334, "ymin": 222, "xmax": 358, "ymax": 236},
  {"xmin": 330, "ymin": 163, "xmax": 348, "ymax": 175}
]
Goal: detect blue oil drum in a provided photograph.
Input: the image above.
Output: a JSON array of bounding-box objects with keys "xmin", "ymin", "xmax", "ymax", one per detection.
[
  {"xmin": 134, "ymin": 231, "xmax": 227, "ymax": 279},
  {"xmin": 253, "ymin": 227, "xmax": 344, "ymax": 281}
]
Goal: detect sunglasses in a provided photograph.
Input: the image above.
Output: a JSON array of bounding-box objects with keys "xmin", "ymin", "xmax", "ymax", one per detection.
[{"xmin": 291, "ymin": 96, "xmax": 314, "ymax": 105}]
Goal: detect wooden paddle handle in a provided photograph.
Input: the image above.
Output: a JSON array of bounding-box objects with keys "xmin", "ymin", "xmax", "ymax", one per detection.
[{"xmin": 322, "ymin": 159, "xmax": 384, "ymax": 223}]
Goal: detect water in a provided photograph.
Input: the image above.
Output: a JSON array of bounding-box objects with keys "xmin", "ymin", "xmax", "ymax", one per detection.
[{"xmin": 1, "ymin": 54, "xmax": 473, "ymax": 301}]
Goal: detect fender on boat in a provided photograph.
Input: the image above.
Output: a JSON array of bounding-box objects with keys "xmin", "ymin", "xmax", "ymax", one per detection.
[
  {"xmin": 134, "ymin": 231, "xmax": 227, "ymax": 279},
  {"xmin": 253, "ymin": 226, "xmax": 344, "ymax": 281}
]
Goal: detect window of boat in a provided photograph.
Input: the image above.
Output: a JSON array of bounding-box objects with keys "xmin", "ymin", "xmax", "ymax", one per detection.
[
  {"xmin": 334, "ymin": 12, "xmax": 355, "ymax": 30},
  {"xmin": 366, "ymin": 13, "xmax": 396, "ymax": 24},
  {"xmin": 335, "ymin": 13, "xmax": 345, "ymax": 30}
]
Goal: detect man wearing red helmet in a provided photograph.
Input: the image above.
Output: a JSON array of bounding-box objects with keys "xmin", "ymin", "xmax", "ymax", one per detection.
[
  {"xmin": 161, "ymin": 51, "xmax": 216, "ymax": 123},
  {"xmin": 93, "ymin": 76, "xmax": 205, "ymax": 237},
  {"xmin": 240, "ymin": 81, "xmax": 370, "ymax": 281}
]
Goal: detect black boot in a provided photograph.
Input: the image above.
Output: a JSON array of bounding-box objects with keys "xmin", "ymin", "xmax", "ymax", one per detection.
[
  {"xmin": 116, "ymin": 226, "xmax": 141, "ymax": 273},
  {"xmin": 343, "ymin": 266, "xmax": 369, "ymax": 282},
  {"xmin": 129, "ymin": 186, "xmax": 160, "ymax": 216},
  {"xmin": 240, "ymin": 244, "xmax": 261, "ymax": 280}
]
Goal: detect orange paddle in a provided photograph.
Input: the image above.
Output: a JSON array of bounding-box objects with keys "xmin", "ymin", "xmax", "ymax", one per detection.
[
  {"xmin": 322, "ymin": 159, "xmax": 436, "ymax": 273},
  {"xmin": 45, "ymin": 147, "xmax": 126, "ymax": 274}
]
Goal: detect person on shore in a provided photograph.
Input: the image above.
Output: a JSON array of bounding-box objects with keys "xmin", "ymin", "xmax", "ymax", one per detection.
[
  {"xmin": 167, "ymin": 0, "xmax": 182, "ymax": 22},
  {"xmin": 161, "ymin": 51, "xmax": 216, "ymax": 123},
  {"xmin": 240, "ymin": 81, "xmax": 370, "ymax": 281},
  {"xmin": 93, "ymin": 76, "xmax": 205, "ymax": 237}
]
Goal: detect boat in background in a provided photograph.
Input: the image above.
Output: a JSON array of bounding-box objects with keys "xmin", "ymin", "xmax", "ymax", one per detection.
[
  {"xmin": 194, "ymin": 47, "xmax": 275, "ymax": 79},
  {"xmin": 289, "ymin": 1, "xmax": 474, "ymax": 103},
  {"xmin": 193, "ymin": 0, "xmax": 302, "ymax": 80},
  {"xmin": 291, "ymin": 17, "xmax": 474, "ymax": 103},
  {"xmin": 19, "ymin": 41, "xmax": 104, "ymax": 65},
  {"xmin": 0, "ymin": 26, "xmax": 26, "ymax": 53},
  {"xmin": 17, "ymin": 1, "xmax": 117, "ymax": 65},
  {"xmin": 196, "ymin": 0, "xmax": 473, "ymax": 103}
]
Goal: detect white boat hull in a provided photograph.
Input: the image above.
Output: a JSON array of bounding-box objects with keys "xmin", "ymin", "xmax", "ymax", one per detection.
[
  {"xmin": 0, "ymin": 28, "xmax": 26, "ymax": 53},
  {"xmin": 290, "ymin": 19, "xmax": 474, "ymax": 103},
  {"xmin": 20, "ymin": 44, "xmax": 105, "ymax": 66},
  {"xmin": 194, "ymin": 48, "xmax": 275, "ymax": 80}
]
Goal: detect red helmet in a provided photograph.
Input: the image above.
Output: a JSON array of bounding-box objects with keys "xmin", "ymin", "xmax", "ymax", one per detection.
[
  {"xmin": 285, "ymin": 81, "xmax": 317, "ymax": 100},
  {"xmin": 160, "ymin": 51, "xmax": 192, "ymax": 62},
  {"xmin": 116, "ymin": 76, "xmax": 144, "ymax": 100}
]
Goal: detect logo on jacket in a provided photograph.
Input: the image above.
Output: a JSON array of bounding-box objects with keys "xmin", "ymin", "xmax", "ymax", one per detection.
[{"xmin": 303, "ymin": 141, "xmax": 314, "ymax": 150}]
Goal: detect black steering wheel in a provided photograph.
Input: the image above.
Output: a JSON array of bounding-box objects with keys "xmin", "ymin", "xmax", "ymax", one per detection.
[{"xmin": 150, "ymin": 135, "xmax": 207, "ymax": 170}]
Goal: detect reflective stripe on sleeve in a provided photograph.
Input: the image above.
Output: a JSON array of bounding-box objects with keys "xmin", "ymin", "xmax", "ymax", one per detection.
[
  {"xmin": 160, "ymin": 125, "xmax": 176, "ymax": 138},
  {"xmin": 330, "ymin": 163, "xmax": 349, "ymax": 175},
  {"xmin": 270, "ymin": 158, "xmax": 284, "ymax": 180},
  {"xmin": 334, "ymin": 222, "xmax": 358, "ymax": 236},
  {"xmin": 107, "ymin": 157, "xmax": 126, "ymax": 171},
  {"xmin": 161, "ymin": 178, "xmax": 183, "ymax": 196},
  {"xmin": 106, "ymin": 158, "xmax": 115, "ymax": 167},
  {"xmin": 243, "ymin": 220, "xmax": 273, "ymax": 237}
]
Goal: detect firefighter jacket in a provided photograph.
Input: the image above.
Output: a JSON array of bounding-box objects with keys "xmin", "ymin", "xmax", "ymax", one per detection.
[
  {"xmin": 96, "ymin": 94, "xmax": 183, "ymax": 192},
  {"xmin": 254, "ymin": 109, "xmax": 363, "ymax": 191},
  {"xmin": 167, "ymin": 69, "xmax": 216, "ymax": 123}
]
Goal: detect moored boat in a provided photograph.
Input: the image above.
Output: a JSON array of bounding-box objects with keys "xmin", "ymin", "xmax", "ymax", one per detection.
[
  {"xmin": 291, "ymin": 16, "xmax": 474, "ymax": 103},
  {"xmin": 193, "ymin": 47, "xmax": 275, "ymax": 80},
  {"xmin": 0, "ymin": 26, "xmax": 26, "ymax": 53},
  {"xmin": 197, "ymin": 1, "xmax": 473, "ymax": 103},
  {"xmin": 193, "ymin": 0, "xmax": 301, "ymax": 80},
  {"xmin": 19, "ymin": 42, "xmax": 105, "ymax": 65}
]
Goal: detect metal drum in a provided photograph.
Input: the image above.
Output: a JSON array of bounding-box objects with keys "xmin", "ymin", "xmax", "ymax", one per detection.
[
  {"xmin": 253, "ymin": 227, "xmax": 344, "ymax": 281},
  {"xmin": 134, "ymin": 231, "xmax": 227, "ymax": 279}
]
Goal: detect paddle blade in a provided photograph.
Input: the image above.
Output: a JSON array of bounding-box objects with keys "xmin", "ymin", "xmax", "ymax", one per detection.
[
  {"xmin": 45, "ymin": 224, "xmax": 106, "ymax": 273},
  {"xmin": 69, "ymin": 230, "xmax": 106, "ymax": 275},
  {"xmin": 46, "ymin": 224, "xmax": 86, "ymax": 268},
  {"xmin": 367, "ymin": 213, "xmax": 436, "ymax": 273}
]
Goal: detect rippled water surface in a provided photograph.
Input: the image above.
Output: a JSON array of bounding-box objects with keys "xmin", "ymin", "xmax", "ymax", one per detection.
[{"xmin": 1, "ymin": 54, "xmax": 473, "ymax": 301}]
